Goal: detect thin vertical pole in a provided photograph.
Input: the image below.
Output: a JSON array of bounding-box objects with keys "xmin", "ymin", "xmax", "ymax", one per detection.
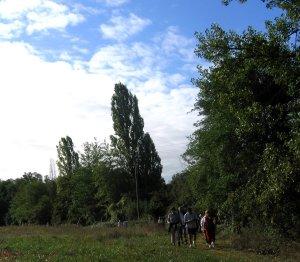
[{"xmin": 134, "ymin": 158, "xmax": 140, "ymax": 220}]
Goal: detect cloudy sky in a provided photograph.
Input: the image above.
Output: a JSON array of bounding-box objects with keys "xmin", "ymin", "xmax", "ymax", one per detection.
[{"xmin": 0, "ymin": 0, "xmax": 281, "ymax": 181}]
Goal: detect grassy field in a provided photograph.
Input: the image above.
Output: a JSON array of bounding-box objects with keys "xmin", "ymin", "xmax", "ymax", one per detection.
[{"xmin": 0, "ymin": 224, "xmax": 298, "ymax": 261}]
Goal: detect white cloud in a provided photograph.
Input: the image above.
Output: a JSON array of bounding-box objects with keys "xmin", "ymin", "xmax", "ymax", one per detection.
[
  {"xmin": 0, "ymin": 0, "xmax": 40, "ymax": 20},
  {"xmin": 137, "ymin": 86, "xmax": 198, "ymax": 180},
  {"xmin": 100, "ymin": 13, "xmax": 151, "ymax": 41},
  {"xmin": 71, "ymin": 3, "xmax": 103, "ymax": 16},
  {"xmin": 0, "ymin": 0, "xmax": 84, "ymax": 36},
  {"xmin": 156, "ymin": 26, "xmax": 196, "ymax": 62},
  {"xmin": 72, "ymin": 45, "xmax": 89, "ymax": 55},
  {"xmin": 88, "ymin": 40, "xmax": 190, "ymax": 91},
  {"xmin": 0, "ymin": 21, "xmax": 24, "ymax": 39},
  {"xmin": 0, "ymin": 38, "xmax": 198, "ymax": 181},
  {"xmin": 26, "ymin": 9, "xmax": 83, "ymax": 35},
  {"xmin": 97, "ymin": 0, "xmax": 130, "ymax": 7},
  {"xmin": 59, "ymin": 51, "xmax": 72, "ymax": 61},
  {"xmin": 89, "ymin": 43, "xmax": 157, "ymax": 82},
  {"xmin": 0, "ymin": 41, "xmax": 114, "ymax": 180}
]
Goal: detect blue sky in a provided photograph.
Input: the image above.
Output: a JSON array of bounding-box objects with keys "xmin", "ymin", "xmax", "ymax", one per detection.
[{"xmin": 0, "ymin": 0, "xmax": 282, "ymax": 181}]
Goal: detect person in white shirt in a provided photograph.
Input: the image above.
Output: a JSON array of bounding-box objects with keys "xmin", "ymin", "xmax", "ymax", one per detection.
[
  {"xmin": 184, "ymin": 207, "xmax": 199, "ymax": 247},
  {"xmin": 200, "ymin": 215, "xmax": 205, "ymax": 232}
]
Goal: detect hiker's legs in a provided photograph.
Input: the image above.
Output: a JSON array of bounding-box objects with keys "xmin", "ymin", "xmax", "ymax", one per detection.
[
  {"xmin": 205, "ymin": 230, "xmax": 214, "ymax": 247},
  {"xmin": 178, "ymin": 226, "xmax": 183, "ymax": 243},
  {"xmin": 171, "ymin": 229, "xmax": 176, "ymax": 245},
  {"xmin": 183, "ymin": 228, "xmax": 188, "ymax": 244},
  {"xmin": 170, "ymin": 225, "xmax": 176, "ymax": 245},
  {"xmin": 211, "ymin": 231, "xmax": 216, "ymax": 248},
  {"xmin": 188, "ymin": 234, "xmax": 193, "ymax": 247},
  {"xmin": 192, "ymin": 233, "xmax": 197, "ymax": 246},
  {"xmin": 176, "ymin": 229, "xmax": 181, "ymax": 246},
  {"xmin": 204, "ymin": 230, "xmax": 210, "ymax": 245}
]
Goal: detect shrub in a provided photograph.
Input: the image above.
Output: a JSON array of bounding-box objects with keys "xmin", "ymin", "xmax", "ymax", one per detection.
[{"xmin": 229, "ymin": 226, "xmax": 282, "ymax": 255}]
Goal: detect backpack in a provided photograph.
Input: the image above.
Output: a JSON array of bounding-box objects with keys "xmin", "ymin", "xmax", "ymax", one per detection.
[
  {"xmin": 169, "ymin": 212, "xmax": 180, "ymax": 224},
  {"xmin": 185, "ymin": 213, "xmax": 198, "ymax": 229}
]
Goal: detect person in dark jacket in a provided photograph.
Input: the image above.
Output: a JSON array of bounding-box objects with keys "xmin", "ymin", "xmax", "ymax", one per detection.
[
  {"xmin": 178, "ymin": 206, "xmax": 188, "ymax": 244},
  {"xmin": 167, "ymin": 207, "xmax": 180, "ymax": 246},
  {"xmin": 203, "ymin": 210, "xmax": 216, "ymax": 248}
]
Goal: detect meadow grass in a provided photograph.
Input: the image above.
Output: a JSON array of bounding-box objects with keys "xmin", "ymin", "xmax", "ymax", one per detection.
[{"xmin": 0, "ymin": 224, "xmax": 298, "ymax": 261}]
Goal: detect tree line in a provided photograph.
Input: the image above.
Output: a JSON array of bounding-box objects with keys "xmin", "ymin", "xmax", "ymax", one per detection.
[{"xmin": 0, "ymin": 83, "xmax": 167, "ymax": 225}]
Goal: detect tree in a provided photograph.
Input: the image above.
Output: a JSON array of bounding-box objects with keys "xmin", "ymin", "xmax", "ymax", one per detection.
[
  {"xmin": 223, "ymin": 0, "xmax": 300, "ymax": 20},
  {"xmin": 111, "ymin": 83, "xmax": 144, "ymax": 175},
  {"xmin": 137, "ymin": 133, "xmax": 163, "ymax": 199},
  {"xmin": 0, "ymin": 179, "xmax": 17, "ymax": 225},
  {"xmin": 9, "ymin": 173, "xmax": 52, "ymax": 225},
  {"xmin": 54, "ymin": 136, "xmax": 80, "ymax": 223},
  {"xmin": 56, "ymin": 136, "xmax": 80, "ymax": 177},
  {"xmin": 67, "ymin": 167, "xmax": 97, "ymax": 225},
  {"xmin": 80, "ymin": 138, "xmax": 130, "ymax": 221},
  {"xmin": 111, "ymin": 83, "xmax": 164, "ymax": 217},
  {"xmin": 168, "ymin": 172, "xmax": 194, "ymax": 208},
  {"xmin": 184, "ymin": 2, "xmax": 299, "ymax": 233},
  {"xmin": 80, "ymin": 139, "xmax": 108, "ymax": 169}
]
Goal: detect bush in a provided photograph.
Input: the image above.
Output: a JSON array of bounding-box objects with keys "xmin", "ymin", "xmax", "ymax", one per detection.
[{"xmin": 229, "ymin": 226, "xmax": 282, "ymax": 255}]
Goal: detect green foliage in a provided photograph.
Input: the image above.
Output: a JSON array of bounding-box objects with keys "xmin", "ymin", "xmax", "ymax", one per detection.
[
  {"xmin": 183, "ymin": 3, "xmax": 299, "ymax": 234},
  {"xmin": 80, "ymin": 138, "xmax": 108, "ymax": 168},
  {"xmin": 54, "ymin": 173, "xmax": 94, "ymax": 225},
  {"xmin": 9, "ymin": 173, "xmax": 52, "ymax": 225},
  {"xmin": 111, "ymin": 83, "xmax": 144, "ymax": 176},
  {"xmin": 168, "ymin": 172, "xmax": 194, "ymax": 208},
  {"xmin": 229, "ymin": 225, "xmax": 283, "ymax": 255},
  {"xmin": 56, "ymin": 136, "xmax": 80, "ymax": 177},
  {"xmin": 223, "ymin": 0, "xmax": 299, "ymax": 17},
  {"xmin": 26, "ymin": 125, "xmax": 165, "ymax": 225},
  {"xmin": 68, "ymin": 167, "xmax": 97, "ymax": 225},
  {"xmin": 55, "ymin": 136, "xmax": 103, "ymax": 225},
  {"xmin": 111, "ymin": 83, "xmax": 164, "ymax": 203},
  {"xmin": 137, "ymin": 133, "xmax": 163, "ymax": 199},
  {"xmin": 79, "ymin": 138, "xmax": 132, "ymax": 221},
  {"xmin": 147, "ymin": 190, "xmax": 169, "ymax": 218},
  {"xmin": 53, "ymin": 175, "xmax": 72, "ymax": 223},
  {"xmin": 0, "ymin": 179, "xmax": 17, "ymax": 225}
]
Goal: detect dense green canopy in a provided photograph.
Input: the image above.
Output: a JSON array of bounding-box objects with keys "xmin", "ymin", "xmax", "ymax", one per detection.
[{"xmin": 182, "ymin": 0, "xmax": 299, "ymax": 234}]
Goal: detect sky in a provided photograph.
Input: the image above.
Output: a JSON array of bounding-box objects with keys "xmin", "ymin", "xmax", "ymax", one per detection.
[{"xmin": 0, "ymin": 0, "xmax": 282, "ymax": 182}]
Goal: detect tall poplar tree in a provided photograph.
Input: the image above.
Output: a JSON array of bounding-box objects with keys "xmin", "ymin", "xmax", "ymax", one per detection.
[{"xmin": 111, "ymin": 83, "xmax": 163, "ymax": 205}]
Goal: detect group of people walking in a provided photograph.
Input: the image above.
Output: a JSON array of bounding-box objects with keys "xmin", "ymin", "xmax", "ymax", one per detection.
[{"xmin": 166, "ymin": 206, "xmax": 216, "ymax": 248}]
